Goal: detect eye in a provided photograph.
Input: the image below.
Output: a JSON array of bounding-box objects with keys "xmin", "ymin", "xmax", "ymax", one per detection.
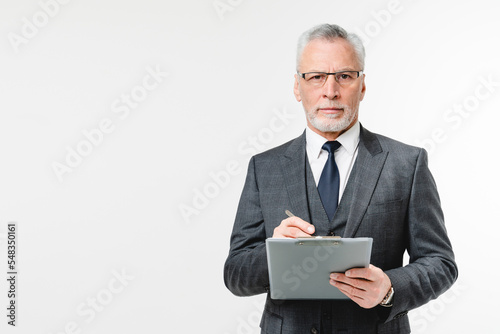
[
  {"xmin": 337, "ymin": 72, "xmax": 354, "ymax": 81},
  {"xmin": 305, "ymin": 73, "xmax": 326, "ymax": 82}
]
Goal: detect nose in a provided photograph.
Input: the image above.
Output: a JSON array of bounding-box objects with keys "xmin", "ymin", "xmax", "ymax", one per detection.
[{"xmin": 322, "ymin": 74, "xmax": 340, "ymax": 100}]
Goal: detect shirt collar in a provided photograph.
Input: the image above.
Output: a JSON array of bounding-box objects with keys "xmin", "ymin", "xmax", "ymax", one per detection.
[{"xmin": 306, "ymin": 121, "xmax": 360, "ymax": 159}]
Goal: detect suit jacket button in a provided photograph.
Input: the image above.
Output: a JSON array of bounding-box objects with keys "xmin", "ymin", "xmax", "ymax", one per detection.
[{"xmin": 310, "ymin": 327, "xmax": 318, "ymax": 334}]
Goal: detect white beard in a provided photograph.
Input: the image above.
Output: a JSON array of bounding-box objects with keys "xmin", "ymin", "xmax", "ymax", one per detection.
[{"xmin": 305, "ymin": 104, "xmax": 358, "ymax": 133}]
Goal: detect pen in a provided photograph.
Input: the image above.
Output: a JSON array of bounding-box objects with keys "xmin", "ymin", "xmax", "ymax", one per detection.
[{"xmin": 285, "ymin": 210, "xmax": 295, "ymax": 218}]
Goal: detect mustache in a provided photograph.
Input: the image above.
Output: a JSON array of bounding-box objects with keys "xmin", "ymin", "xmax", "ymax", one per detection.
[{"xmin": 316, "ymin": 103, "xmax": 347, "ymax": 110}]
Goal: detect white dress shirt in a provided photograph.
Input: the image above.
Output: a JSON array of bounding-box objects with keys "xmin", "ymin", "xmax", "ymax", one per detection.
[{"xmin": 305, "ymin": 121, "xmax": 360, "ymax": 202}]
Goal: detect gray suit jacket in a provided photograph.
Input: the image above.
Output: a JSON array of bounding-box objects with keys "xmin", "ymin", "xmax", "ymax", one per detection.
[{"xmin": 224, "ymin": 125, "xmax": 458, "ymax": 334}]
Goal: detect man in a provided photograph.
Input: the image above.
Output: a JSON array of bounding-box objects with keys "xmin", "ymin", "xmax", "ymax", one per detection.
[{"xmin": 224, "ymin": 24, "xmax": 457, "ymax": 333}]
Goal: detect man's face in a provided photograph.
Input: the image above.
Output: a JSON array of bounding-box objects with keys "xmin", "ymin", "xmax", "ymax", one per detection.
[{"xmin": 294, "ymin": 38, "xmax": 366, "ymax": 138}]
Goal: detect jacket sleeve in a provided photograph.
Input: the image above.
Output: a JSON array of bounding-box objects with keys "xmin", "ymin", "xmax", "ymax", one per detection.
[
  {"xmin": 223, "ymin": 156, "xmax": 270, "ymax": 296},
  {"xmin": 384, "ymin": 148, "xmax": 458, "ymax": 321}
]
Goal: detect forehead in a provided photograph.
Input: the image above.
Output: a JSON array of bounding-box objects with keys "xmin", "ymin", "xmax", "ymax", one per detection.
[{"xmin": 299, "ymin": 38, "xmax": 359, "ymax": 71}]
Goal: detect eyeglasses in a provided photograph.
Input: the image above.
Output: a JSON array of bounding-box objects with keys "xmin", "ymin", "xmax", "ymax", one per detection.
[{"xmin": 298, "ymin": 70, "xmax": 363, "ymax": 87}]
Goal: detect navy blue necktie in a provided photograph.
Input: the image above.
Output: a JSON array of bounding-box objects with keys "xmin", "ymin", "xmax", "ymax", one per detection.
[{"xmin": 317, "ymin": 141, "xmax": 341, "ymax": 221}]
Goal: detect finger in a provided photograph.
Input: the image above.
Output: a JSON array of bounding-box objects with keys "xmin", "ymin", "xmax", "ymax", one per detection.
[
  {"xmin": 285, "ymin": 217, "xmax": 315, "ymax": 235},
  {"xmin": 330, "ymin": 279, "xmax": 374, "ymax": 309},
  {"xmin": 345, "ymin": 268, "xmax": 371, "ymax": 280},
  {"xmin": 330, "ymin": 274, "xmax": 369, "ymax": 291},
  {"xmin": 330, "ymin": 279, "xmax": 367, "ymax": 298},
  {"xmin": 272, "ymin": 217, "xmax": 315, "ymax": 238},
  {"xmin": 273, "ymin": 224, "xmax": 312, "ymax": 238},
  {"xmin": 283, "ymin": 226, "xmax": 314, "ymax": 238},
  {"xmin": 330, "ymin": 280, "xmax": 352, "ymax": 298},
  {"xmin": 345, "ymin": 265, "xmax": 379, "ymax": 281}
]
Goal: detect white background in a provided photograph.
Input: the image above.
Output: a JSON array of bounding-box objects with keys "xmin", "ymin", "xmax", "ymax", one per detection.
[{"xmin": 1, "ymin": 0, "xmax": 499, "ymax": 333}]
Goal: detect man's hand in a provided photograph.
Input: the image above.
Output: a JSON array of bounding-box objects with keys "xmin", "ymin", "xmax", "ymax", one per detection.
[
  {"xmin": 329, "ymin": 264, "xmax": 392, "ymax": 309},
  {"xmin": 272, "ymin": 216, "xmax": 315, "ymax": 238}
]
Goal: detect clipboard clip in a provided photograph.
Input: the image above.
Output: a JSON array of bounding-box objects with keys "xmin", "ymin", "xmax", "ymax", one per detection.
[{"xmin": 296, "ymin": 236, "xmax": 342, "ymax": 246}]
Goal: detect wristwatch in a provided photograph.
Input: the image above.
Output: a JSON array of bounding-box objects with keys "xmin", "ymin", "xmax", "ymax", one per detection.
[{"xmin": 379, "ymin": 286, "xmax": 394, "ymax": 307}]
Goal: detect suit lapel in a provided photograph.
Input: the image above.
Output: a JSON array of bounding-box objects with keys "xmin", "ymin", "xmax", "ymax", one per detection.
[
  {"xmin": 279, "ymin": 132, "xmax": 311, "ymax": 223},
  {"xmin": 343, "ymin": 125, "xmax": 388, "ymax": 237}
]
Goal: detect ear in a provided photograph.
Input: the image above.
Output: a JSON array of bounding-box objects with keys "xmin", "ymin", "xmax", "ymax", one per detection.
[
  {"xmin": 293, "ymin": 73, "xmax": 302, "ymax": 102},
  {"xmin": 359, "ymin": 73, "xmax": 366, "ymax": 101}
]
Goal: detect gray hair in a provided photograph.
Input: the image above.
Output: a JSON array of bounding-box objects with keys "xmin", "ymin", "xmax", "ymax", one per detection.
[{"xmin": 296, "ymin": 24, "xmax": 365, "ymax": 71}]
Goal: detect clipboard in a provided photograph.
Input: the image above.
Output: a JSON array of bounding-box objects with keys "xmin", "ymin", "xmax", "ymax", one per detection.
[{"xmin": 265, "ymin": 237, "xmax": 373, "ymax": 300}]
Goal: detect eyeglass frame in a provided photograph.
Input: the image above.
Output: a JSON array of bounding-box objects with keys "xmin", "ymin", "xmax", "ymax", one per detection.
[{"xmin": 297, "ymin": 70, "xmax": 364, "ymax": 87}]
